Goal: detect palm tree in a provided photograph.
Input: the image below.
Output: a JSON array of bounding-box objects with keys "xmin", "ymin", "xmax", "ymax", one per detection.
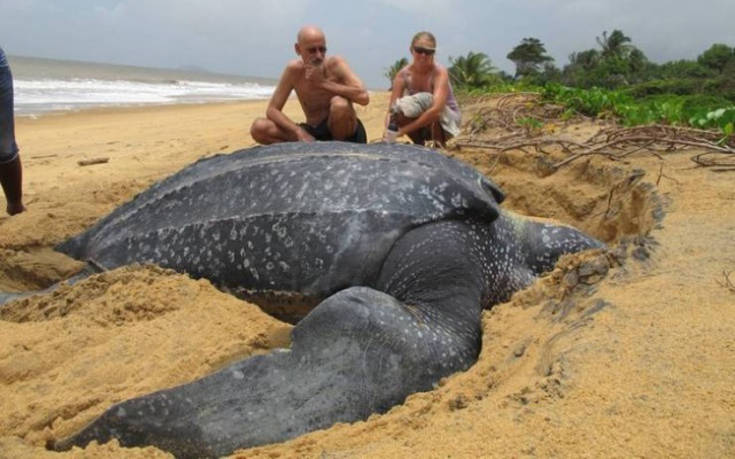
[
  {"xmin": 596, "ymin": 30, "xmax": 632, "ymax": 59},
  {"xmin": 506, "ymin": 37, "xmax": 554, "ymax": 78},
  {"xmin": 448, "ymin": 51, "xmax": 497, "ymax": 88},
  {"xmin": 568, "ymin": 49, "xmax": 600, "ymax": 70},
  {"xmin": 384, "ymin": 57, "xmax": 409, "ymax": 89}
]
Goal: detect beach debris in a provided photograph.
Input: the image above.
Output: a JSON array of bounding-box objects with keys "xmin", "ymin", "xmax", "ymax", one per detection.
[
  {"xmin": 77, "ymin": 157, "xmax": 109, "ymax": 167},
  {"xmin": 454, "ymin": 93, "xmax": 735, "ymax": 171},
  {"xmin": 717, "ymin": 270, "xmax": 735, "ymax": 293}
]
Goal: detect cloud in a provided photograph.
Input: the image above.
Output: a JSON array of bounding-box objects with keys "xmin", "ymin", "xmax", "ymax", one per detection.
[{"xmin": 1, "ymin": 0, "xmax": 734, "ymax": 87}]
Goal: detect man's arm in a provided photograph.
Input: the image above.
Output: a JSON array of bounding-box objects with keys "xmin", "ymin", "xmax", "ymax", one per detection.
[
  {"xmin": 266, "ymin": 63, "xmax": 314, "ymax": 141},
  {"xmin": 313, "ymin": 56, "xmax": 369, "ymax": 106}
]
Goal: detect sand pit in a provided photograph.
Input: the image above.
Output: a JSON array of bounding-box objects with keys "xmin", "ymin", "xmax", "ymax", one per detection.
[{"xmin": 1, "ymin": 93, "xmax": 733, "ymax": 458}]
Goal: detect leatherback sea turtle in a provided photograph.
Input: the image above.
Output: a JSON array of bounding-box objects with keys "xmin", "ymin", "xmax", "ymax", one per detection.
[{"xmin": 49, "ymin": 141, "xmax": 602, "ymax": 457}]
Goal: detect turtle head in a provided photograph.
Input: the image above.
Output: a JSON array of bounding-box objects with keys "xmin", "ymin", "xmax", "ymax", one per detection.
[{"xmin": 512, "ymin": 214, "xmax": 605, "ymax": 275}]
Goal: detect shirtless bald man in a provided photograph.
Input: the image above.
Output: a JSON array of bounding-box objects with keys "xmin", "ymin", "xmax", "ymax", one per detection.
[{"xmin": 250, "ymin": 26, "xmax": 369, "ymax": 144}]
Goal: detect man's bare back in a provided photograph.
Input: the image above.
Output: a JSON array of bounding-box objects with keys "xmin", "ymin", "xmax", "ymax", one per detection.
[{"xmin": 250, "ymin": 26, "xmax": 369, "ymax": 145}]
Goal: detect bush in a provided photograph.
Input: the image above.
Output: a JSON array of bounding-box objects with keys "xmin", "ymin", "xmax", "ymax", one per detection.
[
  {"xmin": 626, "ymin": 79, "xmax": 702, "ymax": 98},
  {"xmin": 703, "ymin": 74, "xmax": 735, "ymax": 102},
  {"xmin": 680, "ymin": 94, "xmax": 733, "ymax": 113},
  {"xmin": 542, "ymin": 83, "xmax": 734, "ymax": 134}
]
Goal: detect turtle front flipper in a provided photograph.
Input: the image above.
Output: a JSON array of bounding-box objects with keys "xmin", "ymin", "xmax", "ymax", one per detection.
[
  {"xmin": 0, "ymin": 264, "xmax": 100, "ymax": 307},
  {"xmin": 52, "ymin": 223, "xmax": 490, "ymax": 457}
]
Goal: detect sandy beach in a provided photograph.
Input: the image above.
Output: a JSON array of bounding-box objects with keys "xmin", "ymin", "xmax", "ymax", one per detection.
[{"xmin": 1, "ymin": 92, "xmax": 734, "ymax": 458}]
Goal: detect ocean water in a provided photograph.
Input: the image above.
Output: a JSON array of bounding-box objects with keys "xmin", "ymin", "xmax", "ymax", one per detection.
[{"xmin": 7, "ymin": 55, "xmax": 277, "ymax": 116}]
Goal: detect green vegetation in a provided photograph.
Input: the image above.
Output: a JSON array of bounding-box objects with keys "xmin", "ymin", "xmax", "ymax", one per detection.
[
  {"xmin": 448, "ymin": 51, "xmax": 501, "ymax": 89},
  {"xmin": 506, "ymin": 37, "xmax": 554, "ymax": 78},
  {"xmin": 540, "ymin": 83, "xmax": 734, "ymax": 140}
]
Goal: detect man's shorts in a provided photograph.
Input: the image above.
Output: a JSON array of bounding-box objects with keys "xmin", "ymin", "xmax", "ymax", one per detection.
[
  {"xmin": 0, "ymin": 62, "xmax": 19, "ymax": 164},
  {"xmin": 299, "ymin": 117, "xmax": 367, "ymax": 144}
]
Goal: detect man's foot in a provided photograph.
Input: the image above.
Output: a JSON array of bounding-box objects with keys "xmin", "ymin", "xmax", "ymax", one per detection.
[
  {"xmin": 6, "ymin": 201, "xmax": 25, "ymax": 215},
  {"xmin": 0, "ymin": 157, "xmax": 24, "ymax": 214}
]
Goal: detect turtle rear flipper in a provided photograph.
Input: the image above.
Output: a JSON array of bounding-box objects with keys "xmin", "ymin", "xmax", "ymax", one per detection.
[{"xmin": 52, "ymin": 222, "xmax": 489, "ymax": 456}]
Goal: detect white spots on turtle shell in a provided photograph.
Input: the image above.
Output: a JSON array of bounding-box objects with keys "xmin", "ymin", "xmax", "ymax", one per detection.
[
  {"xmin": 232, "ymin": 370, "xmax": 245, "ymax": 379},
  {"xmin": 542, "ymin": 233, "xmax": 551, "ymax": 245},
  {"xmin": 273, "ymin": 222, "xmax": 288, "ymax": 239},
  {"xmin": 247, "ymin": 240, "xmax": 254, "ymax": 250}
]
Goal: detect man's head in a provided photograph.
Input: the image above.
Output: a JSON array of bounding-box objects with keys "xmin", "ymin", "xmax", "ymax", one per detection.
[{"xmin": 295, "ymin": 26, "xmax": 327, "ymax": 66}]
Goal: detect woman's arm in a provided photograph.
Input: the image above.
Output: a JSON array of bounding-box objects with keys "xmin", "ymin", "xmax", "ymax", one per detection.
[
  {"xmin": 397, "ymin": 66, "xmax": 449, "ymax": 136},
  {"xmin": 386, "ymin": 67, "xmax": 408, "ymax": 128}
]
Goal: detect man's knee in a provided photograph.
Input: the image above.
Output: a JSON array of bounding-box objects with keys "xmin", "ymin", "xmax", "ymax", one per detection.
[
  {"xmin": 250, "ymin": 118, "xmax": 272, "ymax": 143},
  {"xmin": 329, "ymin": 96, "xmax": 354, "ymax": 119}
]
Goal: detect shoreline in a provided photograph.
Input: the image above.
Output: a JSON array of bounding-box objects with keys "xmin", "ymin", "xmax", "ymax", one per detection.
[
  {"xmin": 14, "ymin": 98, "xmax": 273, "ymax": 119},
  {"xmin": 15, "ymin": 91, "xmax": 388, "ymax": 126}
]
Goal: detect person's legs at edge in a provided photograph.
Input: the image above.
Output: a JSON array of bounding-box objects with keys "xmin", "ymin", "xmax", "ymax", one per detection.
[
  {"xmin": 430, "ymin": 121, "xmax": 448, "ymax": 146},
  {"xmin": 0, "ymin": 60, "xmax": 24, "ymax": 215}
]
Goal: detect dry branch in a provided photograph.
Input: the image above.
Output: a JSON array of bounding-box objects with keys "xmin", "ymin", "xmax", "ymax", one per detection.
[
  {"xmin": 77, "ymin": 157, "xmax": 109, "ymax": 167},
  {"xmin": 717, "ymin": 271, "xmax": 735, "ymax": 293},
  {"xmin": 457, "ymin": 96, "xmax": 734, "ymax": 172}
]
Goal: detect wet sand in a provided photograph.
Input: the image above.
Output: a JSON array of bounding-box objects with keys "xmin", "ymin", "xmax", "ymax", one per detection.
[{"xmin": 1, "ymin": 93, "xmax": 733, "ymax": 458}]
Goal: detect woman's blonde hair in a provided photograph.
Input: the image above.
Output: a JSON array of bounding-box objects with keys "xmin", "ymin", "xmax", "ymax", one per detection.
[{"xmin": 411, "ymin": 31, "xmax": 436, "ymax": 49}]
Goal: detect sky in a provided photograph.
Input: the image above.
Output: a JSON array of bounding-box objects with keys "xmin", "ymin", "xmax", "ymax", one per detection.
[{"xmin": 1, "ymin": 0, "xmax": 734, "ymax": 89}]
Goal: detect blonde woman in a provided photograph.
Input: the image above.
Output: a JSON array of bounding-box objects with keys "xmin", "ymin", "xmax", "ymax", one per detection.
[{"xmin": 384, "ymin": 32, "xmax": 461, "ymax": 146}]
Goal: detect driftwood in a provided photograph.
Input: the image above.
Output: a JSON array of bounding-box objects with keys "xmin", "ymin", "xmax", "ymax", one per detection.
[
  {"xmin": 77, "ymin": 157, "xmax": 109, "ymax": 167},
  {"xmin": 717, "ymin": 271, "xmax": 735, "ymax": 293}
]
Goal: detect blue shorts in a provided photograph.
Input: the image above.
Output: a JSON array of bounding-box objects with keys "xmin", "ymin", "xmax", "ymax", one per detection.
[{"xmin": 0, "ymin": 53, "xmax": 19, "ymax": 164}]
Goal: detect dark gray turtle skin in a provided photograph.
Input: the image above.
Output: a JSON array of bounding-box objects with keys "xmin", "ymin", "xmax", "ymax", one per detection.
[{"xmin": 52, "ymin": 142, "xmax": 602, "ymax": 457}]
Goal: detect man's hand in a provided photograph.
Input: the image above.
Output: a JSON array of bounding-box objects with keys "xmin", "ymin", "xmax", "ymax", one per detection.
[
  {"xmin": 296, "ymin": 127, "xmax": 316, "ymax": 142},
  {"xmin": 305, "ymin": 63, "xmax": 326, "ymax": 88}
]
